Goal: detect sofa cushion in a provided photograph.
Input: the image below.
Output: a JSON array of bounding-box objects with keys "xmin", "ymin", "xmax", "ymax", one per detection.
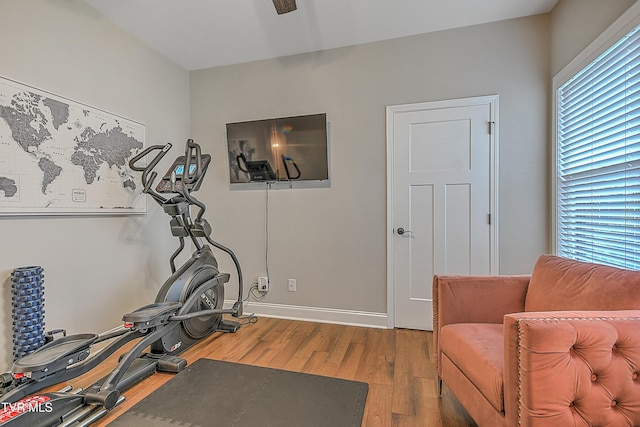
[
  {"xmin": 524, "ymin": 254, "xmax": 640, "ymax": 312},
  {"xmin": 440, "ymin": 323, "xmax": 504, "ymax": 413}
]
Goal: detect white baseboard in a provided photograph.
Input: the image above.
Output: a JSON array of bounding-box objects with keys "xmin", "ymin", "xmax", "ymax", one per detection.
[{"xmin": 225, "ymin": 300, "xmax": 389, "ymax": 329}]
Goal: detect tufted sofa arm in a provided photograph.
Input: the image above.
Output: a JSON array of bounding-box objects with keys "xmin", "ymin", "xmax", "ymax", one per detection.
[{"xmin": 503, "ymin": 310, "xmax": 640, "ymax": 427}]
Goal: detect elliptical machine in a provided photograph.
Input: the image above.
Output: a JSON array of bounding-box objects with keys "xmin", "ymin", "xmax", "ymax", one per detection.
[
  {"xmin": 129, "ymin": 138, "xmax": 244, "ymax": 351},
  {"xmin": 0, "ymin": 139, "xmax": 244, "ymax": 426}
]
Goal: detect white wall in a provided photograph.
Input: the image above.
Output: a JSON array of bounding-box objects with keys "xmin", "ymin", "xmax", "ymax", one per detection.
[
  {"xmin": 190, "ymin": 15, "xmax": 551, "ymax": 318},
  {"xmin": 0, "ymin": 0, "xmax": 190, "ymax": 369}
]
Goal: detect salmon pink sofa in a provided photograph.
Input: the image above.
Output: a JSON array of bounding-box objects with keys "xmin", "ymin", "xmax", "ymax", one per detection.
[{"xmin": 433, "ymin": 254, "xmax": 640, "ymax": 426}]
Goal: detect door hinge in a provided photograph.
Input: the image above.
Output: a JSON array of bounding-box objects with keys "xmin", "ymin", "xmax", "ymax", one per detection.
[
  {"xmin": 488, "ymin": 121, "xmax": 495, "ymax": 135},
  {"xmin": 488, "ymin": 213, "xmax": 492, "ymax": 225}
]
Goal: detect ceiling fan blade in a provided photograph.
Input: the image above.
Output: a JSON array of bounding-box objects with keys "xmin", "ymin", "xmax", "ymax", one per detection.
[{"xmin": 272, "ymin": 0, "xmax": 297, "ymax": 15}]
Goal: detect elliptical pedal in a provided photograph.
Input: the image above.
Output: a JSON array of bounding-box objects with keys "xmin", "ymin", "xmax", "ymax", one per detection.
[
  {"xmin": 12, "ymin": 334, "xmax": 98, "ymax": 379},
  {"xmin": 122, "ymin": 302, "xmax": 182, "ymax": 330}
]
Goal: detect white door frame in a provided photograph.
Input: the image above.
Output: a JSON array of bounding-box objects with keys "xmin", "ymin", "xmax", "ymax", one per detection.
[{"xmin": 386, "ymin": 95, "xmax": 500, "ymax": 329}]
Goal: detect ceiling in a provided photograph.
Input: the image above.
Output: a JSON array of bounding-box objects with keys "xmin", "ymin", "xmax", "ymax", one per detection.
[{"xmin": 84, "ymin": 0, "xmax": 559, "ymax": 71}]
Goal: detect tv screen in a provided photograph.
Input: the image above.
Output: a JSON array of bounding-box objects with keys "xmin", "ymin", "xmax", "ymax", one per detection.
[{"xmin": 226, "ymin": 113, "xmax": 329, "ymax": 188}]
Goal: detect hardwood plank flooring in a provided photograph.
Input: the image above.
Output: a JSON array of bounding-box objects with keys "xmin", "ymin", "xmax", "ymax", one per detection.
[{"xmin": 47, "ymin": 317, "xmax": 477, "ymax": 426}]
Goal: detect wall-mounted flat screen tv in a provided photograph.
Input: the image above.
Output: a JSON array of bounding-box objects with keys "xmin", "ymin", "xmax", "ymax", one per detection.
[{"xmin": 226, "ymin": 113, "xmax": 329, "ymax": 189}]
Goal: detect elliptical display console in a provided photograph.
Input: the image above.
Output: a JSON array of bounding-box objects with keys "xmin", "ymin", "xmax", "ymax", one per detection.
[{"xmin": 156, "ymin": 153, "xmax": 211, "ymax": 193}]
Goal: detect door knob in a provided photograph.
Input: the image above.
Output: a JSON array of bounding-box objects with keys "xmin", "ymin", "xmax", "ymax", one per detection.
[{"xmin": 396, "ymin": 227, "xmax": 412, "ymax": 235}]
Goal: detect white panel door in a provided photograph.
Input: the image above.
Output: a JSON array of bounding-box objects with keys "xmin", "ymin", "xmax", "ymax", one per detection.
[{"xmin": 387, "ymin": 96, "xmax": 498, "ymax": 330}]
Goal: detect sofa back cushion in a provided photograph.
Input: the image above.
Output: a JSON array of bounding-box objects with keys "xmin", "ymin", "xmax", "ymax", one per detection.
[{"xmin": 524, "ymin": 254, "xmax": 640, "ymax": 312}]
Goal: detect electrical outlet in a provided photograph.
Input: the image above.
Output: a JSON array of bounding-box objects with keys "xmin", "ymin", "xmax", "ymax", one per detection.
[
  {"xmin": 258, "ymin": 276, "xmax": 269, "ymax": 292},
  {"xmin": 288, "ymin": 278, "xmax": 297, "ymax": 292}
]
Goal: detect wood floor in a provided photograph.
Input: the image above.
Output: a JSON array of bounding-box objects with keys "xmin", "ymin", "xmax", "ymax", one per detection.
[{"xmin": 51, "ymin": 317, "xmax": 477, "ymax": 426}]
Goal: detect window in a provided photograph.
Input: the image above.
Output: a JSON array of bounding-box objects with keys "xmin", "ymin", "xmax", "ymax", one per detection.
[{"xmin": 555, "ymin": 22, "xmax": 640, "ymax": 270}]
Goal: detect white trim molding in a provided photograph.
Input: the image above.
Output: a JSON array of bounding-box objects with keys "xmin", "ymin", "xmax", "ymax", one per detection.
[{"xmin": 226, "ymin": 300, "xmax": 389, "ymax": 329}]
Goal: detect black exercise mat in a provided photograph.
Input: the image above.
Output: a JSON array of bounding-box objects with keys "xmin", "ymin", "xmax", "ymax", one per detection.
[{"xmin": 108, "ymin": 358, "xmax": 368, "ymax": 427}]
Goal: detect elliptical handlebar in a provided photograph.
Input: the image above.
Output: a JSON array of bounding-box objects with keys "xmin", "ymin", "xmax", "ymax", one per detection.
[
  {"xmin": 179, "ymin": 139, "xmax": 208, "ymax": 223},
  {"xmin": 129, "ymin": 139, "xmax": 244, "ymax": 314},
  {"xmin": 129, "ymin": 143, "xmax": 173, "ymax": 204},
  {"xmin": 182, "ymin": 139, "xmax": 202, "ymax": 185},
  {"xmin": 236, "ymin": 153, "xmax": 249, "ymax": 173},
  {"xmin": 281, "ymin": 154, "xmax": 301, "ymax": 180}
]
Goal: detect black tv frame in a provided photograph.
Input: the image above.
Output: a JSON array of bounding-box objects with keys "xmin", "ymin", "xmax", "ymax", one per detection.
[{"xmin": 226, "ymin": 113, "xmax": 330, "ymax": 190}]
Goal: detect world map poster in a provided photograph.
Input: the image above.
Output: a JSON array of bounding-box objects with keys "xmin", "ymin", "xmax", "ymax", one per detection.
[{"xmin": 0, "ymin": 76, "xmax": 146, "ymax": 215}]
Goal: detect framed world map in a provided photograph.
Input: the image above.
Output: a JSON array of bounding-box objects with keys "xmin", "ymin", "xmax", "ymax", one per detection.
[{"xmin": 0, "ymin": 76, "xmax": 146, "ymax": 215}]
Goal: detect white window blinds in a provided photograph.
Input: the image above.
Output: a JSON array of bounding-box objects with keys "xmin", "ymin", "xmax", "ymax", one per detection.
[{"xmin": 557, "ymin": 24, "xmax": 640, "ymax": 270}]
